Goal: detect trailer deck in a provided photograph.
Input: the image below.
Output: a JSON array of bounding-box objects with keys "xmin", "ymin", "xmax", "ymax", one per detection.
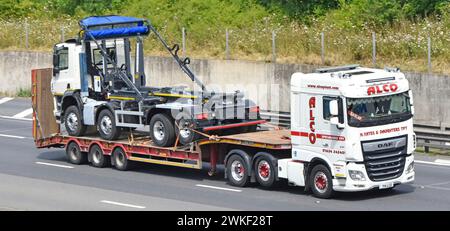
[{"xmin": 32, "ymin": 68, "xmax": 291, "ymax": 175}]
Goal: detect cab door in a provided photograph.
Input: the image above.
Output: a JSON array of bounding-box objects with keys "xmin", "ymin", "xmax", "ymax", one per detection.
[
  {"xmin": 51, "ymin": 45, "xmax": 70, "ymax": 95},
  {"xmin": 320, "ymin": 95, "xmax": 346, "ymax": 155}
]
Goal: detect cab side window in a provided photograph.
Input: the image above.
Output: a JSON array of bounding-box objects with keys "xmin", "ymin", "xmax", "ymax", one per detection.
[
  {"xmin": 323, "ymin": 96, "xmax": 333, "ymax": 120},
  {"xmin": 56, "ymin": 48, "xmax": 69, "ymax": 70},
  {"xmin": 323, "ymin": 96, "xmax": 344, "ymax": 123}
]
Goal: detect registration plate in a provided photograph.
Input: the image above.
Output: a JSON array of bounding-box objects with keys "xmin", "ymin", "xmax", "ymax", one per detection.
[{"xmin": 379, "ymin": 182, "xmax": 394, "ymax": 189}]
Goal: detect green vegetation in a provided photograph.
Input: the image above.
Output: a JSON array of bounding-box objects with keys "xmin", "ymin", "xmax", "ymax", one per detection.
[
  {"xmin": 0, "ymin": 0, "xmax": 449, "ymax": 74},
  {"xmin": 16, "ymin": 88, "xmax": 31, "ymax": 97}
]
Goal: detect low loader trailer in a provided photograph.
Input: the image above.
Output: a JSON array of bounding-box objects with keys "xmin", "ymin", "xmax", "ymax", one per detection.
[{"xmin": 33, "ymin": 64, "xmax": 416, "ymax": 199}]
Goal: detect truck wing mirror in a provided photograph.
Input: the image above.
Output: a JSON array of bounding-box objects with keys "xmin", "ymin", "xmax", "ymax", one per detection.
[
  {"xmin": 53, "ymin": 53, "xmax": 60, "ymax": 75},
  {"xmin": 330, "ymin": 117, "xmax": 345, "ymax": 129},
  {"xmin": 408, "ymin": 90, "xmax": 414, "ymax": 105},
  {"xmin": 329, "ymin": 100, "xmax": 339, "ymax": 116}
]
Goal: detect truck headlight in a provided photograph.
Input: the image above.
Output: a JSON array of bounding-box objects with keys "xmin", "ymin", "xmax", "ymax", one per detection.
[
  {"xmin": 406, "ymin": 161, "xmax": 414, "ymax": 174},
  {"xmin": 349, "ymin": 170, "xmax": 366, "ymax": 181}
]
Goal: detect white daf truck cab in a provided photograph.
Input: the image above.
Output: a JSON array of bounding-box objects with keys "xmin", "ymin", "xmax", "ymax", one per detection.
[{"xmin": 276, "ymin": 65, "xmax": 415, "ymax": 198}]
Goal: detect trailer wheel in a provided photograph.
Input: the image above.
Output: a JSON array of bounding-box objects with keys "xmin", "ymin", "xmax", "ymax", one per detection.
[
  {"xmin": 97, "ymin": 109, "xmax": 121, "ymax": 140},
  {"xmin": 310, "ymin": 165, "xmax": 334, "ymax": 199},
  {"xmin": 226, "ymin": 155, "xmax": 249, "ymax": 187},
  {"xmin": 64, "ymin": 105, "xmax": 86, "ymax": 136},
  {"xmin": 149, "ymin": 113, "xmax": 175, "ymax": 147},
  {"xmin": 254, "ymin": 156, "xmax": 276, "ymax": 188},
  {"xmin": 112, "ymin": 148, "xmax": 131, "ymax": 171},
  {"xmin": 66, "ymin": 141, "xmax": 87, "ymax": 165},
  {"xmin": 88, "ymin": 144, "xmax": 110, "ymax": 168}
]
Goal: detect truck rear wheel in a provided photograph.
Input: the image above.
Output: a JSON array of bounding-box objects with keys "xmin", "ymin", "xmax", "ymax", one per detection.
[
  {"xmin": 254, "ymin": 156, "xmax": 276, "ymax": 188},
  {"xmin": 88, "ymin": 144, "xmax": 110, "ymax": 168},
  {"xmin": 175, "ymin": 116, "xmax": 199, "ymax": 145},
  {"xmin": 149, "ymin": 113, "xmax": 175, "ymax": 147},
  {"xmin": 226, "ymin": 155, "xmax": 249, "ymax": 187},
  {"xmin": 112, "ymin": 148, "xmax": 132, "ymax": 171},
  {"xmin": 310, "ymin": 164, "xmax": 334, "ymax": 199},
  {"xmin": 66, "ymin": 141, "xmax": 87, "ymax": 165},
  {"xmin": 97, "ymin": 109, "xmax": 121, "ymax": 140},
  {"xmin": 64, "ymin": 105, "xmax": 87, "ymax": 136}
]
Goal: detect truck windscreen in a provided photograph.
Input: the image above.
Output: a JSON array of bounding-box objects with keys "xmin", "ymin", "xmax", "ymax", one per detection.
[{"xmin": 346, "ymin": 92, "xmax": 412, "ymax": 127}]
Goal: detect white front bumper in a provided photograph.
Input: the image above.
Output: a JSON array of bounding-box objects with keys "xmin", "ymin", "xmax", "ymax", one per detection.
[{"xmin": 332, "ymin": 155, "xmax": 415, "ymax": 192}]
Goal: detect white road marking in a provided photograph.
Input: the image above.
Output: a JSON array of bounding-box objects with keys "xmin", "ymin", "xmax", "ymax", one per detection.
[
  {"xmin": 100, "ymin": 200, "xmax": 146, "ymax": 209},
  {"xmin": 0, "ymin": 97, "xmax": 14, "ymax": 105},
  {"xmin": 0, "ymin": 127, "xmax": 31, "ymax": 133},
  {"xmin": 413, "ymin": 184, "xmax": 450, "ymax": 191},
  {"xmin": 35, "ymin": 162, "xmax": 74, "ymax": 169},
  {"xmin": 195, "ymin": 184, "xmax": 242, "ymax": 192},
  {"xmin": 0, "ymin": 134, "xmax": 25, "ymax": 139},
  {"xmin": 435, "ymin": 159, "xmax": 450, "ymax": 165},
  {"xmin": 415, "ymin": 160, "xmax": 450, "ymax": 167},
  {"xmin": 0, "ymin": 115, "xmax": 32, "ymax": 121},
  {"xmin": 12, "ymin": 108, "xmax": 33, "ymax": 119},
  {"xmin": 426, "ymin": 185, "xmax": 450, "ymax": 191},
  {"xmin": 427, "ymin": 180, "xmax": 450, "ymax": 187}
]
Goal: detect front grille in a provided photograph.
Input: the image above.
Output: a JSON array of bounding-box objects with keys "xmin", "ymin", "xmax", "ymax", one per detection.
[{"xmin": 361, "ymin": 135, "xmax": 407, "ymax": 181}]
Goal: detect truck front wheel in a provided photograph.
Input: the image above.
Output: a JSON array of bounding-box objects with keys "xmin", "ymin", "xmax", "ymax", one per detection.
[
  {"xmin": 97, "ymin": 109, "xmax": 121, "ymax": 140},
  {"xmin": 226, "ymin": 155, "xmax": 249, "ymax": 187},
  {"xmin": 310, "ymin": 164, "xmax": 334, "ymax": 199},
  {"xmin": 64, "ymin": 105, "xmax": 87, "ymax": 136}
]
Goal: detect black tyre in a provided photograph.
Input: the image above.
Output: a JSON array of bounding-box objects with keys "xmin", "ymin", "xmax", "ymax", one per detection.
[
  {"xmin": 149, "ymin": 113, "xmax": 176, "ymax": 147},
  {"xmin": 66, "ymin": 141, "xmax": 87, "ymax": 165},
  {"xmin": 112, "ymin": 148, "xmax": 131, "ymax": 171},
  {"xmin": 254, "ymin": 155, "xmax": 276, "ymax": 188},
  {"xmin": 175, "ymin": 116, "xmax": 200, "ymax": 145},
  {"xmin": 64, "ymin": 105, "xmax": 87, "ymax": 136},
  {"xmin": 88, "ymin": 144, "xmax": 110, "ymax": 168},
  {"xmin": 97, "ymin": 109, "xmax": 121, "ymax": 140},
  {"xmin": 309, "ymin": 164, "xmax": 334, "ymax": 199},
  {"xmin": 226, "ymin": 155, "xmax": 249, "ymax": 187}
]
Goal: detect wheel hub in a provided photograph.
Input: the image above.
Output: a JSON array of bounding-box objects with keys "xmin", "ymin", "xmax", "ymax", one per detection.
[
  {"xmin": 153, "ymin": 121, "xmax": 165, "ymax": 141},
  {"xmin": 178, "ymin": 120, "xmax": 192, "ymax": 139},
  {"xmin": 116, "ymin": 152, "xmax": 125, "ymax": 166},
  {"xmin": 258, "ymin": 160, "xmax": 270, "ymax": 180},
  {"xmin": 314, "ymin": 172, "xmax": 328, "ymax": 193},
  {"xmin": 93, "ymin": 150, "xmax": 101, "ymax": 163},
  {"xmin": 100, "ymin": 116, "xmax": 113, "ymax": 135},
  {"xmin": 69, "ymin": 146, "xmax": 78, "ymax": 160},
  {"xmin": 66, "ymin": 113, "xmax": 78, "ymax": 131},
  {"xmin": 231, "ymin": 160, "xmax": 244, "ymax": 181}
]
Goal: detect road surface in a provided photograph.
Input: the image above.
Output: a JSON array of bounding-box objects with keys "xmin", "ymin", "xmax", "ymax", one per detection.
[{"xmin": 0, "ymin": 97, "xmax": 449, "ymax": 210}]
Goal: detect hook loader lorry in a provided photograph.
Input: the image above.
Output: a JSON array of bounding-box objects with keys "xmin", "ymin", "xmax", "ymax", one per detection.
[{"xmin": 51, "ymin": 15, "xmax": 263, "ymax": 147}]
